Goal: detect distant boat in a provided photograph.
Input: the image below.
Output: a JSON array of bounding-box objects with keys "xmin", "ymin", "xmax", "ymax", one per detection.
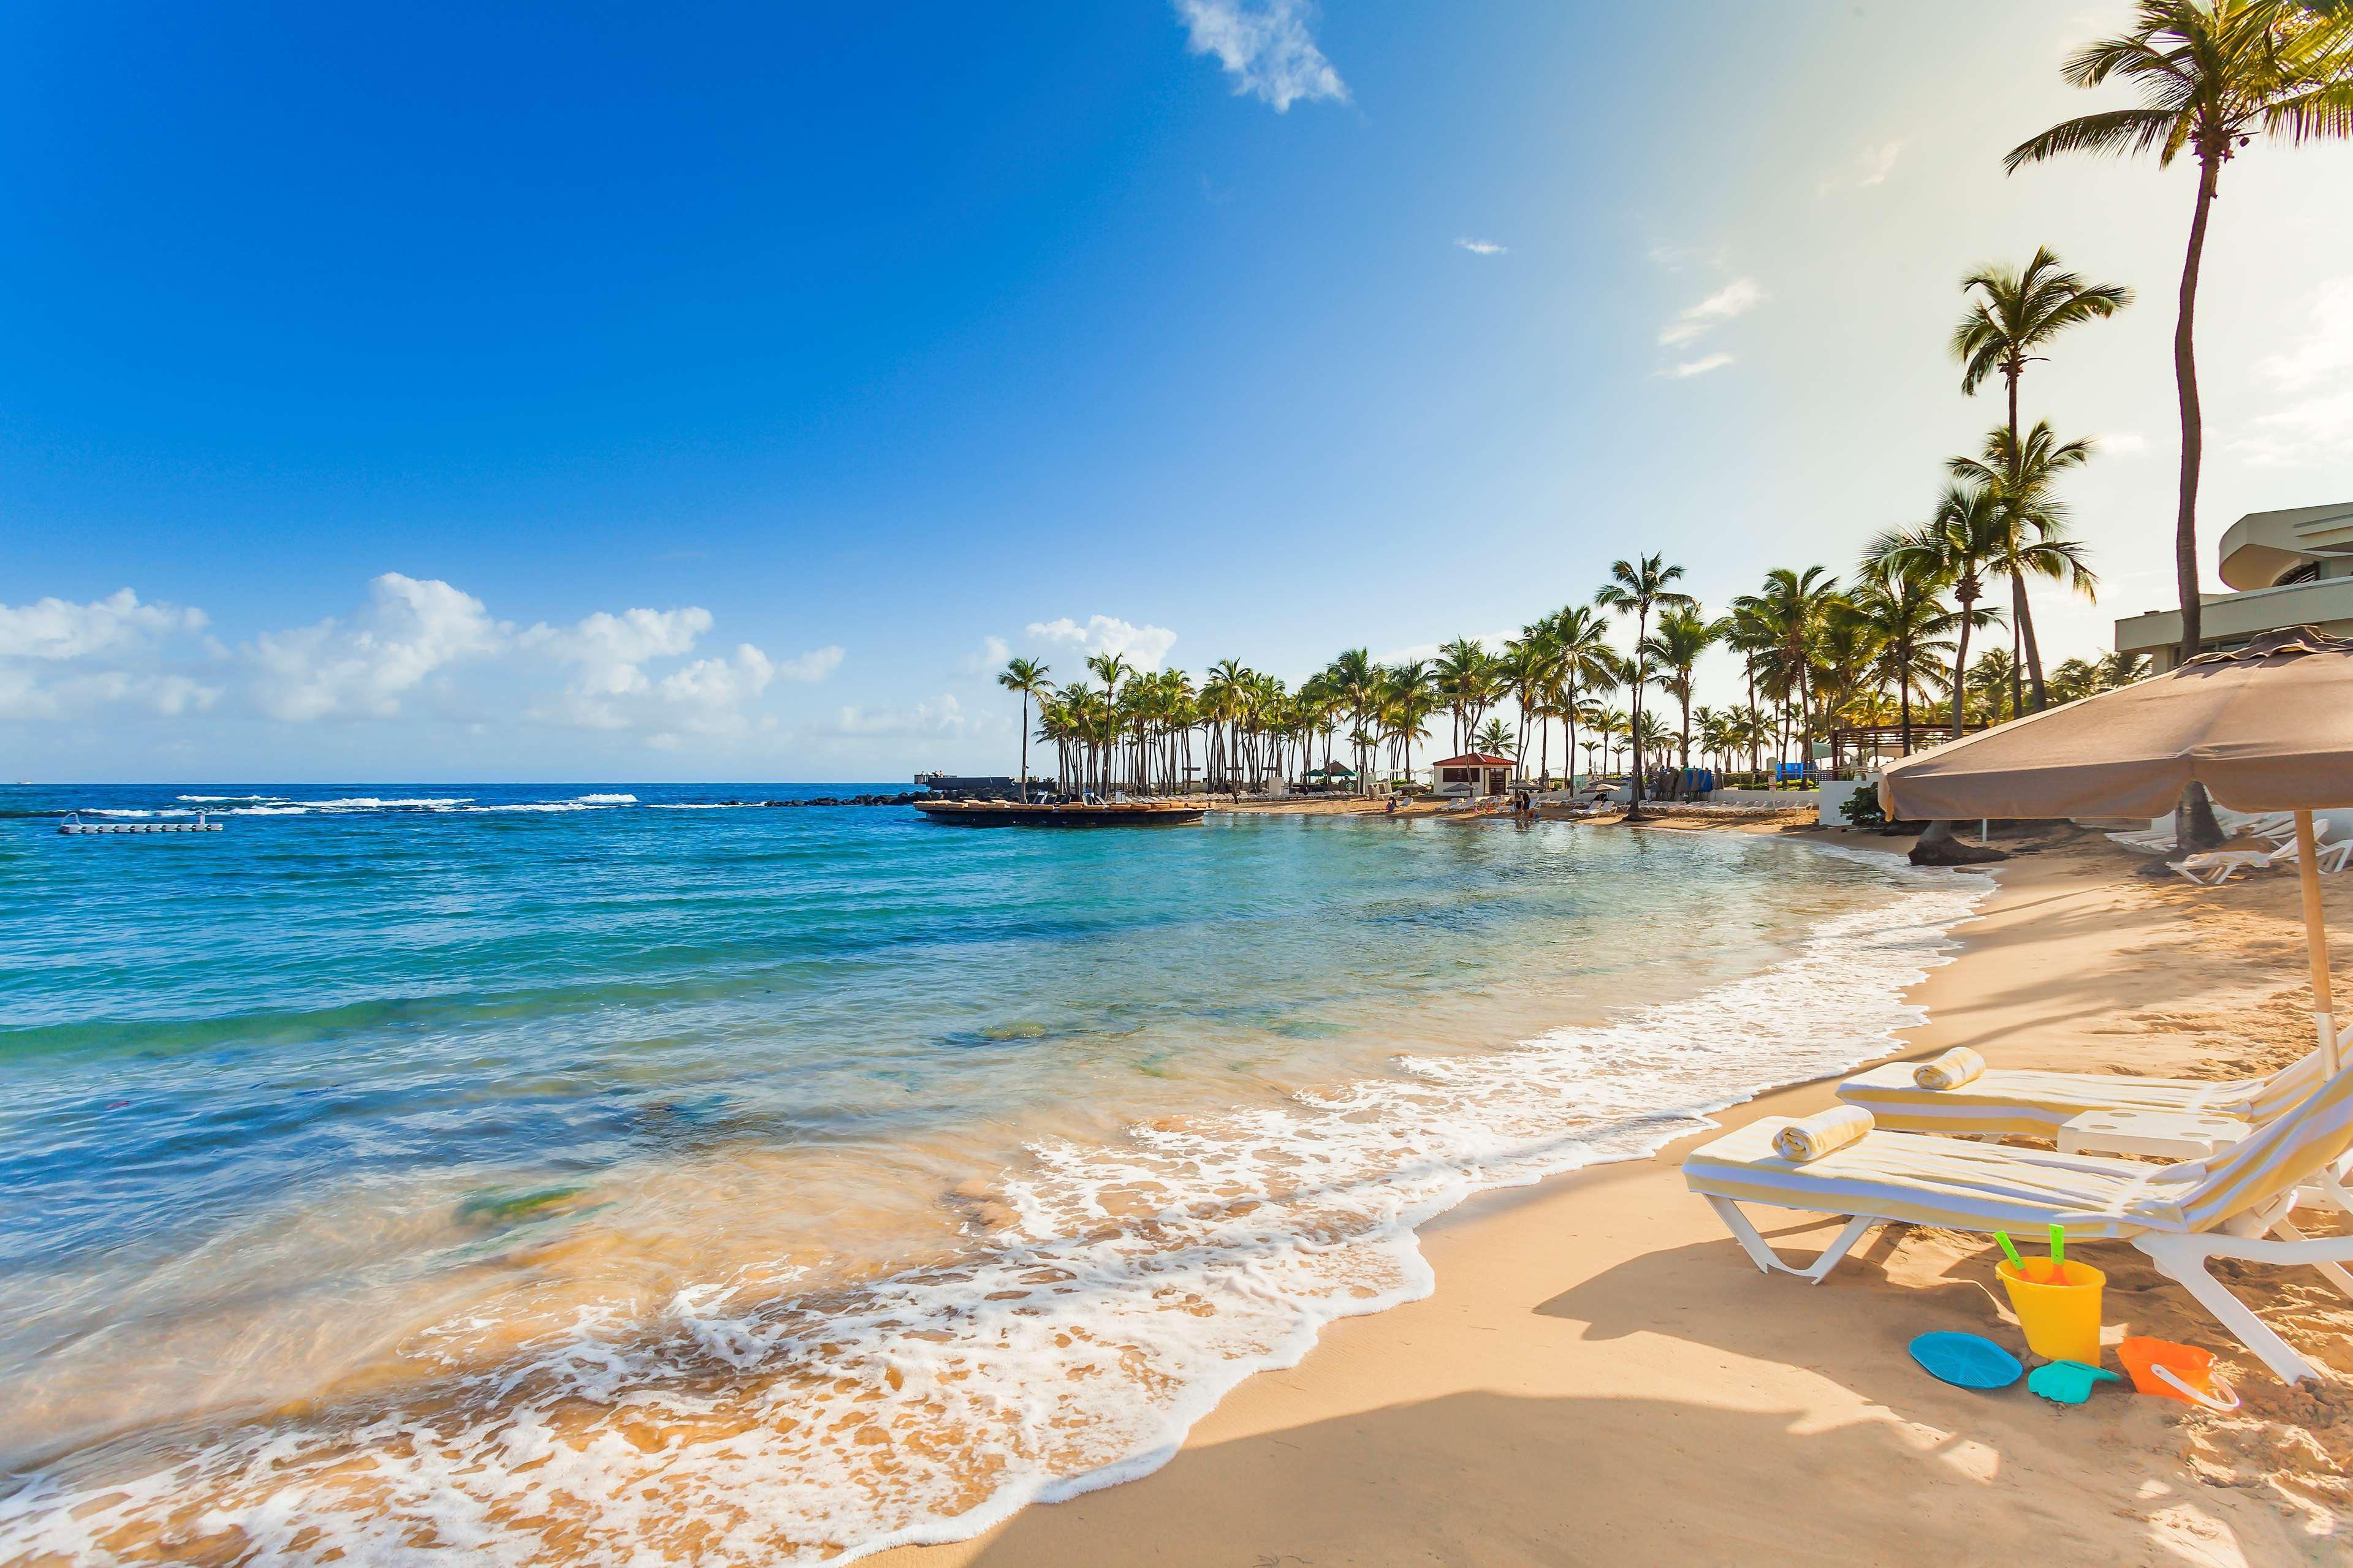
[{"xmin": 913, "ymin": 800, "xmax": 1205, "ymax": 828}]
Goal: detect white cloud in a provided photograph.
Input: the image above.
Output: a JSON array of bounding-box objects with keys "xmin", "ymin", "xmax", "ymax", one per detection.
[
  {"xmin": 1664, "ymin": 353, "xmax": 1735, "ymax": 379},
  {"xmin": 0, "ymin": 588, "xmax": 222, "ymax": 721},
  {"xmin": 2097, "ymin": 431, "xmax": 2151, "ymax": 458},
  {"xmin": 777, "ymin": 644, "xmax": 845, "ymax": 683},
  {"xmin": 2229, "ymin": 279, "xmax": 2353, "ymax": 466},
  {"xmin": 0, "ymin": 588, "xmax": 207, "ymax": 661},
  {"xmin": 1024, "ymin": 614, "xmax": 1179, "ymax": 673},
  {"xmin": 1454, "ymin": 237, "xmax": 1507, "ymax": 256},
  {"xmin": 247, "ymin": 574, "xmax": 506, "ymax": 722},
  {"xmin": 817, "ymin": 694, "xmax": 984, "ymax": 740},
  {"xmin": 960, "ymin": 634, "xmax": 1012, "ymax": 676},
  {"xmin": 1659, "ymin": 278, "xmax": 1763, "ymax": 347},
  {"xmin": 1820, "ymin": 140, "xmax": 1904, "ymax": 194},
  {"xmin": 2253, "ymin": 276, "xmax": 2353, "ymax": 393},
  {"xmin": 1175, "ymin": 0, "xmax": 1347, "ymax": 113}
]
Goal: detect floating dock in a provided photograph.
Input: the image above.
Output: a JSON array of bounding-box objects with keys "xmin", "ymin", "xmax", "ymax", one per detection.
[
  {"xmin": 58, "ymin": 816, "xmax": 223, "ymax": 835},
  {"xmin": 913, "ymin": 800, "xmax": 1206, "ymax": 828}
]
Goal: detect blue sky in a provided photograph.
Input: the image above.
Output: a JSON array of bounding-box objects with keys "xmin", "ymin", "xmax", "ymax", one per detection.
[{"xmin": 6, "ymin": 1, "xmax": 2350, "ymax": 781}]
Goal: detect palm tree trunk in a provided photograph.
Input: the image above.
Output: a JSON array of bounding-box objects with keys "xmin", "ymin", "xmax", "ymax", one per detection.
[
  {"xmin": 1018, "ymin": 695, "xmax": 1031, "ymax": 802},
  {"xmin": 2174, "ymin": 152, "xmax": 2218, "ymax": 667},
  {"xmin": 1950, "ymin": 598, "xmax": 1974, "ymax": 737}
]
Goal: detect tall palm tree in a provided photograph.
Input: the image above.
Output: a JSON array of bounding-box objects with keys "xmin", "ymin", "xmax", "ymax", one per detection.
[
  {"xmin": 1594, "ymin": 553, "xmax": 1692, "ymax": 817},
  {"xmin": 995, "ymin": 657, "xmax": 1054, "ymax": 801},
  {"xmin": 1950, "ymin": 248, "xmax": 2129, "ymax": 710},
  {"xmin": 2007, "ymin": 1, "xmax": 2353, "ymax": 666},
  {"xmin": 1543, "ymin": 604, "xmax": 1618, "ymax": 789},
  {"xmin": 1948, "ymin": 422, "xmax": 2100, "ymax": 713},
  {"xmin": 1871, "ymin": 484, "xmax": 2010, "ymax": 735}
]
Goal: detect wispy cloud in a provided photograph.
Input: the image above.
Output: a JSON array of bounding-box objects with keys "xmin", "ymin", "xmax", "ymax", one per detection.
[
  {"xmin": 1658, "ymin": 279, "xmax": 1763, "ymax": 347},
  {"xmin": 960, "ymin": 634, "xmax": 1012, "ymax": 676},
  {"xmin": 1454, "ymin": 237, "xmax": 1506, "ymax": 257},
  {"xmin": 1025, "ymin": 614, "xmax": 1178, "ymax": 673},
  {"xmin": 2097, "ymin": 431, "xmax": 2151, "ymax": 458},
  {"xmin": 2230, "ymin": 278, "xmax": 2353, "ymax": 467},
  {"xmin": 1663, "ymin": 353, "xmax": 1734, "ymax": 379},
  {"xmin": 1174, "ymin": 0, "xmax": 1347, "ymax": 113},
  {"xmin": 1820, "ymin": 140, "xmax": 1904, "ymax": 195}
]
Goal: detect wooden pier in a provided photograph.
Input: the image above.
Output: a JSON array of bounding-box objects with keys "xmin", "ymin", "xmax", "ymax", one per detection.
[{"xmin": 58, "ymin": 816, "xmax": 223, "ymax": 835}]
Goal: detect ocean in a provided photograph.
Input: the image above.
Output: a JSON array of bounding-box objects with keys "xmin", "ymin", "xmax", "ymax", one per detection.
[{"xmin": 0, "ymin": 784, "xmax": 1986, "ymax": 1563}]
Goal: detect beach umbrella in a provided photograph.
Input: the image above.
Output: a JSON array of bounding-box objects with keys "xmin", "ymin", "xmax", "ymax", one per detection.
[{"xmin": 1879, "ymin": 626, "xmax": 2353, "ymax": 1072}]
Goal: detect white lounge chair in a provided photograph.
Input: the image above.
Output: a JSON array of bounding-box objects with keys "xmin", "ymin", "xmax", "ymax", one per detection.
[
  {"xmin": 2176, "ymin": 830, "xmax": 2353, "ymax": 886},
  {"xmin": 2108, "ymin": 811, "xmax": 2295, "ymax": 857},
  {"xmin": 1837, "ymin": 1042, "xmax": 2331, "ymax": 1142},
  {"xmin": 1686, "ymin": 1059, "xmax": 2353, "ymax": 1384}
]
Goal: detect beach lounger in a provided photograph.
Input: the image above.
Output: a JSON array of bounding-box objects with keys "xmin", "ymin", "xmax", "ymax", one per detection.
[
  {"xmin": 1836, "ymin": 1045, "xmax": 2329, "ymax": 1141},
  {"xmin": 2107, "ymin": 812, "xmax": 2297, "ymax": 858},
  {"xmin": 1685, "ymin": 1061, "xmax": 2353, "ymax": 1383},
  {"xmin": 2176, "ymin": 830, "xmax": 2353, "ymax": 886}
]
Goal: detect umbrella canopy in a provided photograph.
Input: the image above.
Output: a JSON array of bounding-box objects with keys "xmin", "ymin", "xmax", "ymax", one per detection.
[
  {"xmin": 1879, "ymin": 626, "xmax": 2352, "ymax": 1075},
  {"xmin": 1306, "ymin": 763, "xmax": 1356, "ymax": 778},
  {"xmin": 1877, "ymin": 627, "xmax": 2353, "ymax": 822}
]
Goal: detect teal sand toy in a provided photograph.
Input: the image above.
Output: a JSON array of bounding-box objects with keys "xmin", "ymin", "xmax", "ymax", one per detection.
[
  {"xmin": 1909, "ymin": 1331, "xmax": 2023, "ymax": 1390},
  {"xmin": 2027, "ymin": 1360, "xmax": 2121, "ymax": 1405}
]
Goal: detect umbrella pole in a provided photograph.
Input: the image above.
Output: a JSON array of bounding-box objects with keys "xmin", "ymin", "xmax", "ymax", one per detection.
[{"xmin": 2294, "ymin": 809, "xmax": 2340, "ymax": 1075}]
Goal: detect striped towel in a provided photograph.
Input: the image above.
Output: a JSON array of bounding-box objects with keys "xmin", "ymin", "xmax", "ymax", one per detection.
[
  {"xmin": 1773, "ymin": 1105, "xmax": 1874, "ymax": 1164},
  {"xmin": 1915, "ymin": 1048, "xmax": 1986, "ymax": 1091}
]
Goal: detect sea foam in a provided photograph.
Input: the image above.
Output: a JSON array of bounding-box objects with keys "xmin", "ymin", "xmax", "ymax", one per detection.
[{"xmin": 0, "ymin": 850, "xmax": 1990, "ymax": 1567}]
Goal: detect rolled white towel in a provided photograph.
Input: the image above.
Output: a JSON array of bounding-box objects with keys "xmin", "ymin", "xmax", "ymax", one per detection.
[
  {"xmin": 1914, "ymin": 1048, "xmax": 1986, "ymax": 1091},
  {"xmin": 1773, "ymin": 1105, "xmax": 1874, "ymax": 1163}
]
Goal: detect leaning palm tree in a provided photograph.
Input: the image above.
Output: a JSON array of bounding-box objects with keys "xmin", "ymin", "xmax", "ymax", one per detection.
[
  {"xmin": 1594, "ymin": 554, "xmax": 1693, "ymax": 818},
  {"xmin": 1948, "ymin": 421, "xmax": 2100, "ymax": 712},
  {"xmin": 2007, "ymin": 1, "xmax": 2353, "ymax": 666},
  {"xmin": 1950, "ymin": 249, "xmax": 2129, "ymax": 710},
  {"xmin": 995, "ymin": 657, "xmax": 1054, "ymax": 801}
]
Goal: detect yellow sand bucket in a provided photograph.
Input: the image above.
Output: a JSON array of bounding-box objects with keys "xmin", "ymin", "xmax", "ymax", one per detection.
[{"xmin": 1995, "ymin": 1258, "xmax": 2105, "ymax": 1365}]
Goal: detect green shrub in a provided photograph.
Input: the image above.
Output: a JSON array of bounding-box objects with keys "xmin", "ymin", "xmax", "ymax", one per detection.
[{"xmin": 1841, "ymin": 787, "xmax": 1888, "ymax": 830}]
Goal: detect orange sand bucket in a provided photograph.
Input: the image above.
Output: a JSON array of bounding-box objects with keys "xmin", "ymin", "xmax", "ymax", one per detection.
[
  {"xmin": 1994, "ymin": 1258, "xmax": 2105, "ymax": 1365},
  {"xmin": 2118, "ymin": 1336, "xmax": 2240, "ymax": 1410}
]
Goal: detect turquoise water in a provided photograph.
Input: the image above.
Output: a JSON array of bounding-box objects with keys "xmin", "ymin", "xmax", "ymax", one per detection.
[{"xmin": 0, "ymin": 784, "xmax": 1985, "ymax": 1564}]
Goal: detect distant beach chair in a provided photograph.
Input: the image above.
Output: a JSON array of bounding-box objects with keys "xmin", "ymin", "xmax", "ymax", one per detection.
[
  {"xmin": 1686, "ymin": 1063, "xmax": 2353, "ymax": 1384},
  {"xmin": 2107, "ymin": 812, "xmax": 2295, "ymax": 858}
]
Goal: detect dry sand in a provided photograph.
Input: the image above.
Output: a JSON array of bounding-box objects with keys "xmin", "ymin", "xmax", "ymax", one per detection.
[{"xmin": 879, "ymin": 825, "xmax": 2352, "ymax": 1567}]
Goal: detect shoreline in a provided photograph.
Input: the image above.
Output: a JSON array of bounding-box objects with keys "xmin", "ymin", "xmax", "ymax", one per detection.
[{"xmin": 878, "ymin": 827, "xmax": 2351, "ymax": 1567}]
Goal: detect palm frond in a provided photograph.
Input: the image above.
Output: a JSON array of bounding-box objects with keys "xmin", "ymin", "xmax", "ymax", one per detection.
[{"xmin": 2005, "ymin": 107, "xmax": 2183, "ymax": 169}]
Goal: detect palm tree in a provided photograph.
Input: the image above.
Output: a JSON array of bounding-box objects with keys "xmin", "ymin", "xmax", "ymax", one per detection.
[
  {"xmin": 1841, "ymin": 558, "xmax": 1956, "ymax": 757},
  {"xmin": 1871, "ymin": 485, "xmax": 2010, "ymax": 736},
  {"xmin": 2007, "ymin": 1, "xmax": 2353, "ymax": 666},
  {"xmin": 1948, "ymin": 422, "xmax": 2100, "ymax": 713},
  {"xmin": 1542, "ymin": 604, "xmax": 1618, "ymax": 789},
  {"xmin": 1594, "ymin": 554, "xmax": 1693, "ymax": 817},
  {"xmin": 1952, "ymin": 247, "xmax": 2130, "ymax": 710},
  {"xmin": 1730, "ymin": 567, "xmax": 1839, "ymax": 779},
  {"xmin": 1640, "ymin": 605, "xmax": 1719, "ymax": 793},
  {"xmin": 995, "ymin": 657, "xmax": 1054, "ymax": 801},
  {"xmin": 1473, "ymin": 716, "xmax": 1516, "ymax": 759}
]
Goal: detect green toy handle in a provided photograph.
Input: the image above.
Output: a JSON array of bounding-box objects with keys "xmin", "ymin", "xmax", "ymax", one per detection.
[
  {"xmin": 2048, "ymin": 1223, "xmax": 2065, "ymax": 1270},
  {"xmin": 1995, "ymin": 1232, "xmax": 2024, "ymax": 1270}
]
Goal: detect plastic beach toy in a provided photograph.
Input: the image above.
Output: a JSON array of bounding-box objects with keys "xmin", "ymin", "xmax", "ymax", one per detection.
[
  {"xmin": 1909, "ymin": 1331, "xmax": 2023, "ymax": 1390},
  {"xmin": 1996, "ymin": 1243, "xmax": 2106, "ymax": 1366},
  {"xmin": 2119, "ymin": 1337, "xmax": 2240, "ymax": 1410},
  {"xmin": 2027, "ymin": 1359, "xmax": 2121, "ymax": 1405}
]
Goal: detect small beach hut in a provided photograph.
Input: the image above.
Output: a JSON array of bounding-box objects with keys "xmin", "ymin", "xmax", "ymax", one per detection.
[
  {"xmin": 1430, "ymin": 753, "xmax": 1515, "ymax": 798},
  {"xmin": 1879, "ymin": 626, "xmax": 2353, "ymax": 1072}
]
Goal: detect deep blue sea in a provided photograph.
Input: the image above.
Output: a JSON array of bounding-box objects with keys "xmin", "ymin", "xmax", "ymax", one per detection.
[{"xmin": 0, "ymin": 782, "xmax": 1988, "ymax": 1564}]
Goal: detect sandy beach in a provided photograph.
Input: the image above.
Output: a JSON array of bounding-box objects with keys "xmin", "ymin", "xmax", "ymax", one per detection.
[{"xmin": 878, "ymin": 823, "xmax": 2351, "ymax": 1567}]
